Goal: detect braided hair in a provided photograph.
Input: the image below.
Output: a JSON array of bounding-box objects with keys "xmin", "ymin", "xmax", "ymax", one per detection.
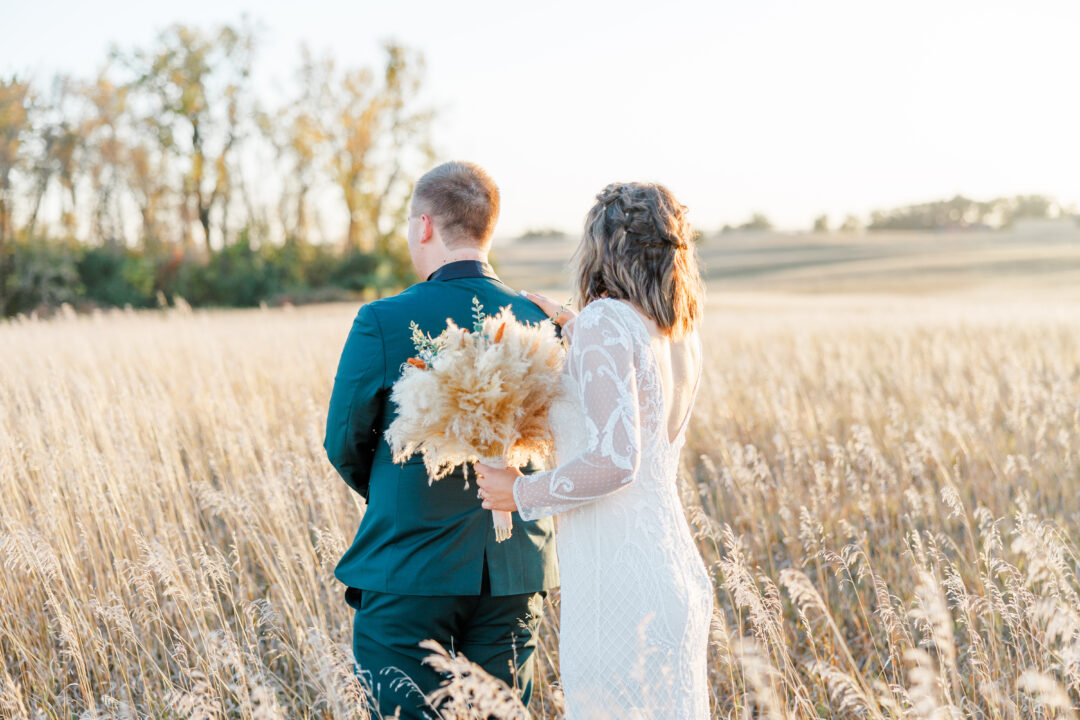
[{"xmin": 571, "ymin": 182, "xmax": 703, "ymax": 339}]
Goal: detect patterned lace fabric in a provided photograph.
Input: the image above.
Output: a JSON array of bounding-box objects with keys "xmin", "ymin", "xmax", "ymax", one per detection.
[{"xmin": 513, "ymin": 298, "xmax": 713, "ymax": 719}]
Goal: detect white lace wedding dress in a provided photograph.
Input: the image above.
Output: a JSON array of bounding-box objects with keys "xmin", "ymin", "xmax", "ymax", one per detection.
[{"xmin": 513, "ymin": 297, "xmax": 712, "ymax": 719}]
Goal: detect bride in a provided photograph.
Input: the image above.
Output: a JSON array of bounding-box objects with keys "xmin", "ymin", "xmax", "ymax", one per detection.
[{"xmin": 476, "ymin": 182, "xmax": 712, "ymax": 719}]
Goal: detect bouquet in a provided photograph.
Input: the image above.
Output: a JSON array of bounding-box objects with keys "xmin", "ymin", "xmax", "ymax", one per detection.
[{"xmin": 385, "ymin": 297, "xmax": 566, "ymax": 541}]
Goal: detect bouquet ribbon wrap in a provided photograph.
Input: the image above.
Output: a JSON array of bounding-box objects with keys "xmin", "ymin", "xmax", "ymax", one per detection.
[{"xmin": 479, "ymin": 454, "xmax": 514, "ymax": 542}]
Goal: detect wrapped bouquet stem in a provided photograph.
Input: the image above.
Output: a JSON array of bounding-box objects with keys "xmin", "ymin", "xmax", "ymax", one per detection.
[
  {"xmin": 478, "ymin": 454, "xmax": 514, "ymax": 542},
  {"xmin": 386, "ymin": 298, "xmax": 565, "ymax": 542}
]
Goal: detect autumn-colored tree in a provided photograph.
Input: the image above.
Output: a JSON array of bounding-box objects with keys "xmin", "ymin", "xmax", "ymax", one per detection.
[
  {"xmin": 23, "ymin": 76, "xmax": 87, "ymax": 238},
  {"xmin": 320, "ymin": 43, "xmax": 435, "ymax": 253},
  {"xmin": 0, "ymin": 76, "xmax": 33, "ymax": 314},
  {"xmin": 76, "ymin": 71, "xmax": 131, "ymax": 245},
  {"xmin": 125, "ymin": 137, "xmax": 172, "ymax": 250},
  {"xmin": 118, "ymin": 21, "xmax": 256, "ymax": 252},
  {"xmin": 0, "ymin": 21, "xmax": 441, "ymax": 314},
  {"xmin": 261, "ymin": 42, "xmax": 433, "ymax": 256},
  {"xmin": 258, "ymin": 46, "xmax": 328, "ymax": 244}
]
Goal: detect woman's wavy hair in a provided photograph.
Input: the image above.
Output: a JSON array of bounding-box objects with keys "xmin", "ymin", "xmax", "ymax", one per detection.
[{"xmin": 572, "ymin": 182, "xmax": 704, "ymax": 339}]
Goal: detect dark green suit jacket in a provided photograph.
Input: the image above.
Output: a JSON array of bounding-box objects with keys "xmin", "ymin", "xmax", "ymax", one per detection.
[{"xmin": 324, "ymin": 261, "xmax": 560, "ymax": 597}]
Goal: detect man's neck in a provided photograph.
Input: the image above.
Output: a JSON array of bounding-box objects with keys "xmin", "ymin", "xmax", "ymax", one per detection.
[{"xmin": 430, "ymin": 249, "xmax": 488, "ymax": 276}]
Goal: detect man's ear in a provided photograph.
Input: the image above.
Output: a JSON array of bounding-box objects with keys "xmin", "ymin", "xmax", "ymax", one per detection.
[{"xmin": 420, "ymin": 214, "xmax": 434, "ymax": 243}]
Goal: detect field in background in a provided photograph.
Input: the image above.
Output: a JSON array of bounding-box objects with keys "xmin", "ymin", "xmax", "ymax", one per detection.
[
  {"xmin": 493, "ymin": 219, "xmax": 1080, "ymax": 297},
  {"xmin": 2, "ymin": 235, "xmax": 1080, "ymax": 718}
]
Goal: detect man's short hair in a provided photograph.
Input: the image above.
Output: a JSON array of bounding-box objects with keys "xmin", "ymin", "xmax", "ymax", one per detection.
[{"xmin": 412, "ymin": 161, "xmax": 500, "ymax": 248}]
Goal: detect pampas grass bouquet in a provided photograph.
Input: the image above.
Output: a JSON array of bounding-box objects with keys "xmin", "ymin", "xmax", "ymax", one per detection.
[{"xmin": 385, "ymin": 297, "xmax": 565, "ymax": 541}]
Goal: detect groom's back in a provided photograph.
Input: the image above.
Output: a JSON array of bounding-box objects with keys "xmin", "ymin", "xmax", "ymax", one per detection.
[{"xmin": 330, "ymin": 273, "xmax": 559, "ymax": 598}]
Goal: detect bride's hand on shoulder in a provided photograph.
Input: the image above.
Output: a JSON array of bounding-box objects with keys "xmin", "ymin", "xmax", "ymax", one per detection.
[
  {"xmin": 474, "ymin": 462, "xmax": 522, "ymax": 512},
  {"xmin": 521, "ymin": 290, "xmax": 576, "ymax": 327}
]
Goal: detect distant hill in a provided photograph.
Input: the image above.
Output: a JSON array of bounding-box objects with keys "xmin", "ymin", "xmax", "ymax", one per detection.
[
  {"xmin": 512, "ymin": 229, "xmax": 571, "ymax": 243},
  {"xmin": 491, "ymin": 225, "xmax": 1080, "ymax": 296}
]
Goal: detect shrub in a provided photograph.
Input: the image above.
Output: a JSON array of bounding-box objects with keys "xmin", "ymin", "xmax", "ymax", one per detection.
[
  {"xmin": 0, "ymin": 231, "xmax": 417, "ymax": 317},
  {"xmin": 78, "ymin": 245, "xmax": 157, "ymax": 308},
  {"xmin": 6, "ymin": 236, "xmax": 82, "ymax": 315}
]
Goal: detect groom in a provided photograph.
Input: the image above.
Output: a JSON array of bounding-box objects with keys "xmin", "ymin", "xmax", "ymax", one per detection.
[{"xmin": 324, "ymin": 161, "xmax": 559, "ymax": 718}]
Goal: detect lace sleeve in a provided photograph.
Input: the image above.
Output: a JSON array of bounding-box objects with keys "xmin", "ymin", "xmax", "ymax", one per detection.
[{"xmin": 513, "ymin": 301, "xmax": 642, "ymax": 520}]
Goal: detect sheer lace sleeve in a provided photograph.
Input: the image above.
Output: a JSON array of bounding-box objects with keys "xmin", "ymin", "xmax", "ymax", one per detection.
[{"xmin": 513, "ymin": 301, "xmax": 642, "ymax": 521}]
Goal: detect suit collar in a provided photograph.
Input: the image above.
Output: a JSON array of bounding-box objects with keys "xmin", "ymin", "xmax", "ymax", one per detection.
[{"xmin": 426, "ymin": 259, "xmax": 500, "ymax": 282}]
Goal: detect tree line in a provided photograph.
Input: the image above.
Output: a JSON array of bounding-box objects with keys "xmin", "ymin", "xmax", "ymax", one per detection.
[
  {"xmin": 723, "ymin": 193, "xmax": 1074, "ymax": 235},
  {"xmin": 0, "ymin": 19, "xmax": 434, "ymax": 317}
]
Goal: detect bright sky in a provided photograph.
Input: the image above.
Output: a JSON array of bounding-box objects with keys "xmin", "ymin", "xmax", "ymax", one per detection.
[{"xmin": 4, "ymin": 0, "xmax": 1079, "ymax": 238}]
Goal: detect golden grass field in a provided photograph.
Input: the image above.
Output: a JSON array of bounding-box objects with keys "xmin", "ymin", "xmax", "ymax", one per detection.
[{"xmin": 2, "ymin": 231, "xmax": 1080, "ymax": 718}]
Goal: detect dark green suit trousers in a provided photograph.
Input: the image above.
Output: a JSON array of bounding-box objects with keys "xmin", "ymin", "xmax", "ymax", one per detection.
[{"xmin": 348, "ymin": 560, "xmax": 545, "ymax": 719}]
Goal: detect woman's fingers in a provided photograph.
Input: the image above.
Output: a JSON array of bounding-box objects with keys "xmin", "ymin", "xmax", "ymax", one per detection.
[
  {"xmin": 521, "ymin": 290, "xmax": 576, "ymax": 326},
  {"xmin": 521, "ymin": 290, "xmax": 559, "ymax": 316}
]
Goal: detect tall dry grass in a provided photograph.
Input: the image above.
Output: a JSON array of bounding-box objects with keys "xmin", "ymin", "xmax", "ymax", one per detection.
[{"xmin": 1, "ymin": 294, "xmax": 1078, "ymax": 719}]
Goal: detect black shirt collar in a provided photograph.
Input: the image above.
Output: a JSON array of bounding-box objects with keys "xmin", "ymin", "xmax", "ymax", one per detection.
[{"xmin": 426, "ymin": 259, "xmax": 500, "ymax": 282}]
